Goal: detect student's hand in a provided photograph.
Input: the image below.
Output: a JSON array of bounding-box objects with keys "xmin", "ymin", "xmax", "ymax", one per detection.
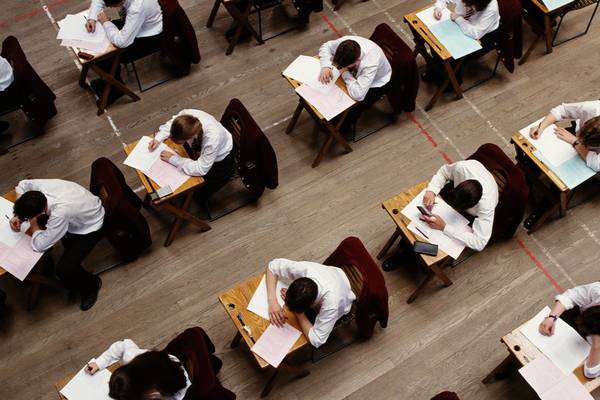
[
  {"xmin": 97, "ymin": 11, "xmax": 109, "ymax": 24},
  {"xmin": 539, "ymin": 318, "xmax": 556, "ymax": 336},
  {"xmin": 433, "ymin": 7, "xmax": 443, "ymax": 20},
  {"xmin": 529, "ymin": 126, "xmax": 542, "ymax": 139},
  {"xmin": 554, "ymin": 126, "xmax": 577, "ymax": 145},
  {"xmin": 85, "ymin": 362, "xmax": 99, "ymax": 375},
  {"xmin": 85, "ymin": 19, "xmax": 96, "ymax": 33},
  {"xmin": 422, "ymin": 214, "xmax": 446, "ymax": 230},
  {"xmin": 9, "ymin": 216, "xmax": 21, "ymax": 232},
  {"xmin": 160, "ymin": 150, "xmax": 175, "ymax": 162},
  {"xmin": 148, "ymin": 139, "xmax": 159, "ymax": 151},
  {"xmin": 268, "ymin": 300, "xmax": 287, "ymax": 328},
  {"xmin": 450, "ymin": 12, "xmax": 459, "ymax": 21},
  {"xmin": 319, "ymin": 67, "xmax": 333, "ymax": 84},
  {"xmin": 423, "ymin": 190, "xmax": 436, "ymax": 211}
]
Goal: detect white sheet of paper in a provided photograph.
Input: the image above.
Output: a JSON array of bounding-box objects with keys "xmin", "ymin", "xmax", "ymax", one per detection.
[
  {"xmin": 520, "ymin": 306, "xmax": 591, "ymax": 375},
  {"xmin": 521, "ymin": 118, "xmax": 578, "ymax": 167},
  {"xmin": 295, "ymin": 84, "xmax": 355, "ymax": 121},
  {"xmin": 282, "ymin": 55, "xmax": 341, "ymax": 93},
  {"xmin": 247, "ymin": 275, "xmax": 289, "ymax": 320},
  {"xmin": 416, "ymin": 6, "xmax": 451, "ymax": 28},
  {"xmin": 61, "ymin": 38, "xmax": 111, "ymax": 53},
  {"xmin": 0, "ymin": 197, "xmax": 22, "ymax": 247},
  {"xmin": 407, "ymin": 220, "xmax": 466, "ymax": 259},
  {"xmin": 401, "ymin": 188, "xmax": 470, "ymax": 228},
  {"xmin": 519, "ymin": 355, "xmax": 568, "ymax": 396},
  {"xmin": 57, "ymin": 14, "xmax": 108, "ymax": 43},
  {"xmin": 251, "ymin": 323, "xmax": 302, "ymax": 368},
  {"xmin": 542, "ymin": 373, "xmax": 594, "ymax": 400},
  {"xmin": 60, "ymin": 367, "xmax": 112, "ymax": 400},
  {"xmin": 124, "ymin": 136, "xmax": 164, "ymax": 172}
]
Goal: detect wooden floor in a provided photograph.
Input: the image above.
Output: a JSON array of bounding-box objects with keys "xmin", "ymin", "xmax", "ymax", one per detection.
[{"xmin": 2, "ymin": 0, "xmax": 600, "ymax": 399}]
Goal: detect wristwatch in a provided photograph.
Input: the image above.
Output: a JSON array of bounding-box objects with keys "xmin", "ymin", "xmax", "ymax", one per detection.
[{"xmin": 548, "ymin": 314, "xmax": 558, "ymax": 322}]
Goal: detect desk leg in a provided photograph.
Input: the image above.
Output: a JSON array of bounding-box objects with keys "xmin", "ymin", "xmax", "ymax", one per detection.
[
  {"xmin": 286, "ymin": 101, "xmax": 304, "ymax": 134},
  {"xmin": 206, "ymin": 0, "xmax": 221, "ymax": 27},
  {"xmin": 223, "ymin": 1, "xmax": 263, "ymax": 56},
  {"xmin": 559, "ymin": 190, "xmax": 568, "ymax": 217},
  {"xmin": 518, "ymin": 33, "xmax": 542, "ymax": 66},
  {"xmin": 162, "ymin": 192, "xmax": 211, "ymax": 247},
  {"xmin": 543, "ymin": 14, "xmax": 553, "ymax": 54},
  {"xmin": 444, "ymin": 60, "xmax": 464, "ymax": 100},
  {"xmin": 79, "ymin": 64, "xmax": 89, "ymax": 88},
  {"xmin": 91, "ymin": 54, "xmax": 140, "ymax": 116},
  {"xmin": 377, "ymin": 228, "xmax": 400, "ymax": 260},
  {"xmin": 407, "ymin": 260, "xmax": 452, "ymax": 304},
  {"xmin": 261, "ymin": 363, "xmax": 310, "ymax": 398},
  {"xmin": 311, "ymin": 117, "xmax": 353, "ymax": 168},
  {"xmin": 230, "ymin": 331, "xmax": 242, "ymax": 348},
  {"xmin": 482, "ymin": 354, "xmax": 514, "ymax": 383}
]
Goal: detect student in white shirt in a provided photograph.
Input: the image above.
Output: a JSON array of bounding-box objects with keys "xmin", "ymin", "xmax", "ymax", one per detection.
[
  {"xmin": 266, "ymin": 258, "xmax": 356, "ymax": 348},
  {"xmin": 318, "ymin": 36, "xmax": 392, "ymax": 134},
  {"xmin": 86, "ymin": 339, "xmax": 192, "ymax": 400},
  {"xmin": 149, "ymin": 109, "xmax": 234, "ymax": 201},
  {"xmin": 422, "ymin": 160, "xmax": 499, "ymax": 251},
  {"xmin": 9, "ymin": 179, "xmax": 105, "ymax": 311},
  {"xmin": 538, "ymin": 282, "xmax": 600, "ymax": 378},
  {"xmin": 85, "ymin": 0, "xmax": 163, "ymax": 105},
  {"xmin": 0, "ymin": 55, "xmax": 16, "ymax": 134}
]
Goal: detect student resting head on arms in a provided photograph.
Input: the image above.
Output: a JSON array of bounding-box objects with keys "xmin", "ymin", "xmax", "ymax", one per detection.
[
  {"xmin": 422, "ymin": 160, "xmax": 499, "ymax": 252},
  {"xmin": 86, "ymin": 339, "xmax": 191, "ymax": 400},
  {"xmin": 148, "ymin": 109, "xmax": 235, "ymax": 202},
  {"xmin": 434, "ymin": 0, "xmax": 500, "ymax": 40},
  {"xmin": 265, "ymin": 258, "xmax": 356, "ymax": 348}
]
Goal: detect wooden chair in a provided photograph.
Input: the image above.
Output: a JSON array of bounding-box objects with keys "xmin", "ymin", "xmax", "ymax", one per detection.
[{"xmin": 552, "ymin": 0, "xmax": 600, "ymax": 46}]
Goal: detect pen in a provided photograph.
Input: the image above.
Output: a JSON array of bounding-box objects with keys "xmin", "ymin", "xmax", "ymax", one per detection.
[
  {"xmin": 237, "ymin": 312, "xmax": 256, "ymax": 343},
  {"xmin": 415, "ymin": 226, "xmax": 429, "ymax": 239},
  {"xmin": 4, "ymin": 214, "xmax": 9, "ymax": 219}
]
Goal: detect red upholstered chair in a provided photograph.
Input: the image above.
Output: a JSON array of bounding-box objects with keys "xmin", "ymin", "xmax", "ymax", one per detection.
[
  {"xmin": 163, "ymin": 327, "xmax": 236, "ymax": 400},
  {"xmin": 431, "ymin": 392, "xmax": 460, "ymax": 400},
  {"xmin": 466, "ymin": 143, "xmax": 529, "ymax": 242}
]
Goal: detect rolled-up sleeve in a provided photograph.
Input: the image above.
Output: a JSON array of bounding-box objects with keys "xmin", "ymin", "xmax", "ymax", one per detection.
[
  {"xmin": 342, "ymin": 65, "xmax": 377, "ymax": 102},
  {"xmin": 88, "ymin": 0, "xmax": 106, "ymax": 20},
  {"xmin": 103, "ymin": 7, "xmax": 144, "ymax": 48},
  {"xmin": 30, "ymin": 214, "xmax": 69, "ymax": 252},
  {"xmin": 555, "ymin": 283, "xmax": 600, "ymax": 310},
  {"xmin": 585, "ymin": 151, "xmax": 600, "ymax": 172}
]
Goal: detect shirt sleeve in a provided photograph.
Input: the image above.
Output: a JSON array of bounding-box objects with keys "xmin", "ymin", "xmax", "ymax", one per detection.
[
  {"xmin": 267, "ymin": 259, "xmax": 302, "ymax": 282},
  {"xmin": 155, "ymin": 110, "xmax": 188, "ymax": 143},
  {"xmin": 341, "ymin": 64, "xmax": 378, "ymax": 102},
  {"xmin": 30, "ymin": 214, "xmax": 69, "ymax": 252},
  {"xmin": 585, "ymin": 151, "xmax": 600, "ymax": 172},
  {"xmin": 443, "ymin": 209, "xmax": 494, "ymax": 251},
  {"xmin": 88, "ymin": 0, "xmax": 106, "ymax": 20},
  {"xmin": 549, "ymin": 102, "xmax": 590, "ymax": 122},
  {"xmin": 454, "ymin": 6, "xmax": 498, "ymax": 40},
  {"xmin": 319, "ymin": 39, "xmax": 339, "ymax": 69},
  {"xmin": 92, "ymin": 339, "xmax": 140, "ymax": 370},
  {"xmin": 307, "ymin": 307, "xmax": 338, "ymax": 348},
  {"xmin": 15, "ymin": 180, "xmax": 35, "ymax": 197},
  {"xmin": 584, "ymin": 359, "xmax": 600, "ymax": 379},
  {"xmin": 427, "ymin": 163, "xmax": 455, "ymax": 194},
  {"xmin": 555, "ymin": 283, "xmax": 600, "ymax": 310},
  {"xmin": 103, "ymin": 6, "xmax": 145, "ymax": 48}
]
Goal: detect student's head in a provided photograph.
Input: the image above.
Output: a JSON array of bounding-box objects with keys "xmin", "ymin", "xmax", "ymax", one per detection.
[
  {"xmin": 332, "ymin": 40, "xmax": 361, "ymax": 69},
  {"xmin": 577, "ymin": 306, "xmax": 600, "ymax": 336},
  {"xmin": 104, "ymin": 0, "xmax": 124, "ymax": 7},
  {"xmin": 445, "ymin": 179, "xmax": 483, "ymax": 211},
  {"xmin": 170, "ymin": 115, "xmax": 203, "ymax": 144},
  {"xmin": 463, "ymin": 0, "xmax": 493, "ymax": 11},
  {"xmin": 13, "ymin": 191, "xmax": 47, "ymax": 221},
  {"xmin": 108, "ymin": 351, "xmax": 186, "ymax": 400},
  {"xmin": 285, "ymin": 277, "xmax": 318, "ymax": 313},
  {"xmin": 580, "ymin": 116, "xmax": 600, "ymax": 148}
]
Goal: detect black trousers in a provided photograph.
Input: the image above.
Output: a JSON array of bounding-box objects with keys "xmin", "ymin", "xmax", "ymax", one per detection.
[
  {"xmin": 0, "ymin": 80, "xmax": 22, "ymax": 113},
  {"xmin": 340, "ymin": 84, "xmax": 389, "ymax": 133},
  {"xmin": 195, "ymin": 153, "xmax": 236, "ymax": 201},
  {"xmin": 57, "ymin": 229, "xmax": 104, "ymax": 295}
]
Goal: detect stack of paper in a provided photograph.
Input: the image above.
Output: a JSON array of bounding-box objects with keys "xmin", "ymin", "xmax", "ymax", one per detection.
[
  {"xmin": 283, "ymin": 55, "xmax": 341, "ymax": 93},
  {"xmin": 0, "ymin": 197, "xmax": 43, "ymax": 281},
  {"xmin": 519, "ymin": 355, "xmax": 593, "ymax": 400},
  {"xmin": 60, "ymin": 367, "xmax": 112, "ymax": 400},
  {"xmin": 416, "ymin": 7, "xmax": 482, "ymax": 59},
  {"xmin": 247, "ymin": 275, "xmax": 289, "ymax": 320},
  {"xmin": 251, "ymin": 323, "xmax": 302, "ymax": 367},
  {"xmin": 401, "ymin": 189, "xmax": 469, "ymax": 259},
  {"xmin": 123, "ymin": 136, "xmax": 189, "ymax": 192},
  {"xmin": 57, "ymin": 14, "xmax": 111, "ymax": 53}
]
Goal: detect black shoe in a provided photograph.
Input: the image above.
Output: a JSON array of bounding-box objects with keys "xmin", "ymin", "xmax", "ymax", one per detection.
[
  {"xmin": 382, "ymin": 249, "xmax": 406, "ymax": 272},
  {"xmin": 421, "ymin": 70, "xmax": 441, "ymax": 83},
  {"xmin": 0, "ymin": 121, "xmax": 9, "ymax": 134},
  {"xmin": 80, "ymin": 275, "xmax": 102, "ymax": 311},
  {"xmin": 524, "ymin": 212, "xmax": 541, "ymax": 230}
]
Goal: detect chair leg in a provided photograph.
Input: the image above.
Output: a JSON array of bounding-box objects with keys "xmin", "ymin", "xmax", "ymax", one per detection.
[
  {"xmin": 130, "ymin": 61, "xmax": 143, "ymax": 92},
  {"xmin": 553, "ymin": 1, "xmax": 600, "ymax": 47}
]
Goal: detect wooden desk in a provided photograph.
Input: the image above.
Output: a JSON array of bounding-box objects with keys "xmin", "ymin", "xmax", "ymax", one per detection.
[
  {"xmin": 283, "ymin": 64, "xmax": 356, "ymax": 168},
  {"xmin": 404, "ymin": 7, "xmax": 465, "ymax": 111},
  {"xmin": 206, "ymin": 0, "xmax": 265, "ymax": 55},
  {"xmin": 377, "ymin": 181, "xmax": 453, "ymax": 303},
  {"xmin": 519, "ymin": 0, "xmax": 576, "ymax": 65},
  {"xmin": 57, "ymin": 11, "xmax": 140, "ymax": 115},
  {"xmin": 123, "ymin": 139, "xmax": 211, "ymax": 247},
  {"xmin": 483, "ymin": 320, "xmax": 600, "ymax": 392},
  {"xmin": 55, "ymin": 364, "xmax": 120, "ymax": 399},
  {"xmin": 219, "ymin": 274, "xmax": 310, "ymax": 397}
]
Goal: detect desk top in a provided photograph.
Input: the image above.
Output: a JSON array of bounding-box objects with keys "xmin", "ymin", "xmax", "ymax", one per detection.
[
  {"xmin": 55, "ymin": 364, "xmax": 120, "ymax": 400},
  {"xmin": 382, "ymin": 181, "xmax": 450, "ymax": 267},
  {"xmin": 529, "ymin": 0, "xmax": 576, "ymax": 14},
  {"xmin": 404, "ymin": 6, "xmax": 452, "ymax": 61},
  {"xmin": 218, "ymin": 274, "xmax": 309, "ymax": 369},
  {"xmin": 0, "ymin": 190, "xmax": 19, "ymax": 277},
  {"xmin": 123, "ymin": 138, "xmax": 204, "ymax": 205},
  {"xmin": 511, "ymin": 132, "xmax": 569, "ymax": 192},
  {"xmin": 501, "ymin": 322, "xmax": 600, "ymax": 392}
]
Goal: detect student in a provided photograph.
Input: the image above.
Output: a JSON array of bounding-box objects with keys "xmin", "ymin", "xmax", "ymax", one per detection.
[
  {"xmin": 85, "ymin": 339, "xmax": 191, "ymax": 400},
  {"xmin": 318, "ymin": 36, "xmax": 392, "ymax": 133},
  {"xmin": 266, "ymin": 258, "xmax": 356, "ymax": 348},
  {"xmin": 148, "ymin": 109, "xmax": 234, "ymax": 201},
  {"xmin": 0, "ymin": 55, "xmax": 16, "ymax": 134},
  {"xmin": 9, "ymin": 179, "xmax": 104, "ymax": 311},
  {"xmin": 85, "ymin": 0, "xmax": 163, "ymax": 105},
  {"xmin": 538, "ymin": 282, "xmax": 600, "ymax": 378}
]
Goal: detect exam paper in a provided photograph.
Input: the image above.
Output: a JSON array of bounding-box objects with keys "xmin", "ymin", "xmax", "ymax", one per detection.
[
  {"xmin": 416, "ymin": 6, "xmax": 451, "ymax": 27},
  {"xmin": 520, "ymin": 306, "xmax": 591, "ymax": 375},
  {"xmin": 60, "ymin": 367, "xmax": 112, "ymax": 400},
  {"xmin": 251, "ymin": 323, "xmax": 302, "ymax": 368},
  {"xmin": 295, "ymin": 84, "xmax": 355, "ymax": 121},
  {"xmin": 0, "ymin": 197, "xmax": 21, "ymax": 247},
  {"xmin": 521, "ymin": 118, "xmax": 578, "ymax": 167},
  {"xmin": 0, "ymin": 235, "xmax": 43, "ymax": 281},
  {"xmin": 247, "ymin": 275, "xmax": 289, "ymax": 320},
  {"xmin": 282, "ymin": 55, "xmax": 341, "ymax": 93},
  {"xmin": 57, "ymin": 14, "xmax": 108, "ymax": 43},
  {"xmin": 407, "ymin": 220, "xmax": 466, "ymax": 259},
  {"xmin": 401, "ymin": 188, "xmax": 469, "ymax": 228},
  {"xmin": 61, "ymin": 38, "xmax": 111, "ymax": 54}
]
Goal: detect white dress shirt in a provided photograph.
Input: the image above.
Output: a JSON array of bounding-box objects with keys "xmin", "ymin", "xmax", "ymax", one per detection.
[
  {"xmin": 268, "ymin": 258, "xmax": 356, "ymax": 348},
  {"xmin": 0, "ymin": 56, "xmax": 14, "ymax": 91},
  {"xmin": 319, "ymin": 35, "xmax": 392, "ymax": 102},
  {"xmin": 426, "ymin": 160, "xmax": 499, "ymax": 251},
  {"xmin": 92, "ymin": 339, "xmax": 191, "ymax": 400},
  {"xmin": 555, "ymin": 282, "xmax": 600, "ymax": 378},
  {"xmin": 89, "ymin": 0, "xmax": 163, "ymax": 48},
  {"xmin": 155, "ymin": 109, "xmax": 233, "ymax": 177},
  {"xmin": 435, "ymin": 0, "xmax": 500, "ymax": 40},
  {"xmin": 15, "ymin": 179, "xmax": 105, "ymax": 252},
  {"xmin": 550, "ymin": 100, "xmax": 600, "ymax": 171}
]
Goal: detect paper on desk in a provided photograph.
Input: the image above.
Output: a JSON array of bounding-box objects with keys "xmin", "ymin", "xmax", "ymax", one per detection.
[
  {"xmin": 0, "ymin": 197, "xmax": 21, "ymax": 247},
  {"xmin": 61, "ymin": 38, "xmax": 111, "ymax": 53},
  {"xmin": 282, "ymin": 55, "xmax": 341, "ymax": 93},
  {"xmin": 416, "ymin": 6, "xmax": 451, "ymax": 28},
  {"xmin": 540, "ymin": 0, "xmax": 575, "ymax": 12},
  {"xmin": 401, "ymin": 188, "xmax": 469, "ymax": 227},
  {"xmin": 247, "ymin": 275, "xmax": 289, "ymax": 320},
  {"xmin": 429, "ymin": 19, "xmax": 482, "ymax": 59},
  {"xmin": 533, "ymin": 150, "xmax": 596, "ymax": 190},
  {"xmin": 0, "ymin": 235, "xmax": 43, "ymax": 281},
  {"xmin": 251, "ymin": 323, "xmax": 302, "ymax": 368},
  {"xmin": 146, "ymin": 159, "xmax": 189, "ymax": 192},
  {"xmin": 520, "ymin": 306, "xmax": 591, "ymax": 375},
  {"xmin": 60, "ymin": 367, "xmax": 112, "ymax": 400},
  {"xmin": 407, "ymin": 220, "xmax": 466, "ymax": 259},
  {"xmin": 57, "ymin": 14, "xmax": 108, "ymax": 43},
  {"xmin": 542, "ymin": 373, "xmax": 593, "ymax": 400},
  {"xmin": 521, "ymin": 118, "xmax": 578, "ymax": 167},
  {"xmin": 295, "ymin": 84, "xmax": 355, "ymax": 121}
]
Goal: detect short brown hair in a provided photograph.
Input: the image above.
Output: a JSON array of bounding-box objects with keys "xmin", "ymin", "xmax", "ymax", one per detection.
[
  {"xmin": 333, "ymin": 40, "xmax": 361, "ymax": 69},
  {"xmin": 170, "ymin": 115, "xmax": 202, "ymax": 142},
  {"xmin": 463, "ymin": 0, "xmax": 492, "ymax": 11},
  {"xmin": 581, "ymin": 116, "xmax": 600, "ymax": 148}
]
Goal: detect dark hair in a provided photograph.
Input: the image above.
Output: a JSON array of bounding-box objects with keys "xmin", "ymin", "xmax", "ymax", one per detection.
[
  {"xmin": 580, "ymin": 116, "xmax": 600, "ymax": 148},
  {"xmin": 108, "ymin": 351, "xmax": 186, "ymax": 400},
  {"xmin": 13, "ymin": 191, "xmax": 47, "ymax": 220},
  {"xmin": 445, "ymin": 179, "xmax": 483, "ymax": 211},
  {"xmin": 577, "ymin": 306, "xmax": 600, "ymax": 336},
  {"xmin": 463, "ymin": 0, "xmax": 493, "ymax": 12},
  {"xmin": 332, "ymin": 40, "xmax": 361, "ymax": 69},
  {"xmin": 285, "ymin": 278, "xmax": 318, "ymax": 313},
  {"xmin": 104, "ymin": 0, "xmax": 122, "ymax": 6},
  {"xmin": 170, "ymin": 115, "xmax": 202, "ymax": 143}
]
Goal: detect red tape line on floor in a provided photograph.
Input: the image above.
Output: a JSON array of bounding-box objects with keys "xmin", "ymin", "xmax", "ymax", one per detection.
[{"xmin": 0, "ymin": 0, "xmax": 68, "ymax": 28}]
